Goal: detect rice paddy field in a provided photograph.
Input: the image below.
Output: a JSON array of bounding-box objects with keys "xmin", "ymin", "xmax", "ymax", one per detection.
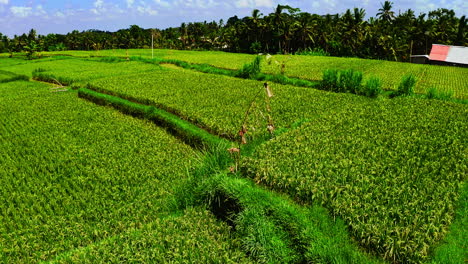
[
  {"xmin": 30, "ymin": 49, "xmax": 468, "ymax": 99},
  {"xmin": 0, "ymin": 50, "xmax": 466, "ymax": 263}
]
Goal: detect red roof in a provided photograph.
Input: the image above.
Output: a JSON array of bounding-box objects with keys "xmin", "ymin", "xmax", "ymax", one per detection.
[{"xmin": 429, "ymin": 45, "xmax": 450, "ymax": 61}]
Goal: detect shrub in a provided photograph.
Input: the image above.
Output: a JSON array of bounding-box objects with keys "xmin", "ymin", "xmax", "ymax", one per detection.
[
  {"xmin": 250, "ymin": 41, "xmax": 262, "ymax": 54},
  {"xmin": 235, "ymin": 56, "xmax": 262, "ymax": 79},
  {"xmin": 363, "ymin": 77, "xmax": 383, "ymax": 97},
  {"xmin": 322, "ymin": 69, "xmax": 339, "ymax": 90},
  {"xmin": 396, "ymin": 74, "xmax": 417, "ymax": 97},
  {"xmin": 322, "ymin": 69, "xmax": 363, "ymax": 94}
]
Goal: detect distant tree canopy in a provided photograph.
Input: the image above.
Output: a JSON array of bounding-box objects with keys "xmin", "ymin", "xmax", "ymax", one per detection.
[{"xmin": 1, "ymin": 2, "xmax": 467, "ymax": 62}]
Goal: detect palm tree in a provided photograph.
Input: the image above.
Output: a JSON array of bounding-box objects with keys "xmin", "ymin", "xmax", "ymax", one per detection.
[
  {"xmin": 377, "ymin": 1, "xmax": 395, "ymax": 23},
  {"xmin": 249, "ymin": 9, "xmax": 263, "ymax": 42}
]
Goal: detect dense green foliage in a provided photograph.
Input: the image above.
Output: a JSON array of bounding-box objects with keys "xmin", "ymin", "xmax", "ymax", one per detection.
[
  {"xmin": 243, "ymin": 98, "xmax": 468, "ymax": 263},
  {"xmin": 322, "ymin": 69, "xmax": 367, "ymax": 95},
  {"xmin": 0, "ymin": 51, "xmax": 465, "ymax": 263},
  {"xmin": 425, "ymin": 87, "xmax": 454, "ymax": 101},
  {"xmin": 50, "ymin": 208, "xmax": 251, "ymax": 263},
  {"xmin": 395, "ymin": 74, "xmax": 417, "ymax": 97},
  {"xmin": 1, "ymin": 3, "xmax": 466, "ymax": 62},
  {"xmin": 0, "ymin": 80, "xmax": 247, "ymax": 263}
]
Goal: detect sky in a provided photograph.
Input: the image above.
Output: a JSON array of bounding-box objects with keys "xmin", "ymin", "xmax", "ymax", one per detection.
[{"xmin": 0, "ymin": 0, "xmax": 467, "ymax": 37}]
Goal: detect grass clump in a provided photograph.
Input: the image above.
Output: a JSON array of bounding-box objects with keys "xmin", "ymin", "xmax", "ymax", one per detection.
[
  {"xmin": 296, "ymin": 47, "xmax": 330, "ymax": 56},
  {"xmin": 234, "ymin": 56, "xmax": 262, "ymax": 79},
  {"xmin": 426, "ymin": 87, "xmax": 454, "ymax": 101},
  {"xmin": 322, "ymin": 68, "xmax": 364, "ymax": 94},
  {"xmin": 394, "ymin": 73, "xmax": 417, "ymax": 97},
  {"xmin": 362, "ymin": 77, "xmax": 383, "ymax": 98}
]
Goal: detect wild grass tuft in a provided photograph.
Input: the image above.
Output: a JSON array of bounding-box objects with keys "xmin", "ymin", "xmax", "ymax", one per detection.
[
  {"xmin": 234, "ymin": 56, "xmax": 262, "ymax": 79},
  {"xmin": 426, "ymin": 87, "xmax": 454, "ymax": 101},
  {"xmin": 321, "ymin": 68, "xmax": 364, "ymax": 94},
  {"xmin": 296, "ymin": 47, "xmax": 330, "ymax": 56},
  {"xmin": 100, "ymin": 56, "xmax": 125, "ymax": 63},
  {"xmin": 394, "ymin": 73, "xmax": 417, "ymax": 97},
  {"xmin": 363, "ymin": 77, "xmax": 383, "ymax": 98}
]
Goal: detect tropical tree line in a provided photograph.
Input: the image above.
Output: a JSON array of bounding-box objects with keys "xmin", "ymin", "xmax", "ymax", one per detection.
[{"xmin": 0, "ymin": 1, "xmax": 466, "ymax": 62}]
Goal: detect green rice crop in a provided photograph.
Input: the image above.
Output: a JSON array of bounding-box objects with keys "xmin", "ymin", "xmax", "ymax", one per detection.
[
  {"xmin": 39, "ymin": 50, "xmax": 468, "ymax": 99},
  {"xmin": 84, "ymin": 65, "xmax": 371, "ymax": 140},
  {"xmin": 0, "ymin": 80, "xmax": 246, "ymax": 263},
  {"xmin": 243, "ymin": 97, "xmax": 468, "ymax": 263},
  {"xmin": 50, "ymin": 208, "xmax": 251, "ymax": 263},
  {"xmin": 0, "ymin": 57, "xmax": 159, "ymax": 86}
]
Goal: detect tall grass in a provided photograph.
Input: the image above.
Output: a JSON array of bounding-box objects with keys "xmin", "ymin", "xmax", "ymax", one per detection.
[
  {"xmin": 426, "ymin": 87, "xmax": 454, "ymax": 101},
  {"xmin": 394, "ymin": 73, "xmax": 417, "ymax": 97},
  {"xmin": 363, "ymin": 77, "xmax": 383, "ymax": 98},
  {"xmin": 321, "ymin": 68, "xmax": 368, "ymax": 95},
  {"xmin": 234, "ymin": 56, "xmax": 262, "ymax": 79}
]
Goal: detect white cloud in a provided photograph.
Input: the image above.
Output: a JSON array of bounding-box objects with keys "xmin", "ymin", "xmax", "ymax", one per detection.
[
  {"xmin": 35, "ymin": 5, "xmax": 47, "ymax": 16},
  {"xmin": 137, "ymin": 5, "xmax": 158, "ymax": 15},
  {"xmin": 127, "ymin": 0, "xmax": 135, "ymax": 8},
  {"xmin": 10, "ymin": 6, "xmax": 33, "ymax": 17},
  {"xmin": 91, "ymin": 0, "xmax": 106, "ymax": 14},
  {"xmin": 175, "ymin": 0, "xmax": 219, "ymax": 9},
  {"xmin": 94, "ymin": 0, "xmax": 104, "ymax": 8},
  {"xmin": 0, "ymin": 0, "xmax": 8, "ymax": 5},
  {"xmin": 235, "ymin": 0, "xmax": 274, "ymax": 8},
  {"xmin": 55, "ymin": 11, "xmax": 65, "ymax": 18},
  {"xmin": 154, "ymin": 0, "xmax": 170, "ymax": 8}
]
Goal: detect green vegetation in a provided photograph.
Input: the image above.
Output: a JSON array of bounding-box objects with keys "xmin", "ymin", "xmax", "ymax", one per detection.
[
  {"xmin": 2, "ymin": 3, "xmax": 466, "ymax": 63},
  {"xmin": 41, "ymin": 49, "xmax": 468, "ymax": 99},
  {"xmin": 83, "ymin": 65, "xmax": 373, "ymax": 139},
  {"xmin": 0, "ymin": 50, "xmax": 466, "ymax": 264},
  {"xmin": 426, "ymin": 87, "xmax": 454, "ymax": 101},
  {"xmin": 0, "ymin": 70, "xmax": 28, "ymax": 83},
  {"xmin": 363, "ymin": 77, "xmax": 383, "ymax": 98},
  {"xmin": 321, "ymin": 68, "xmax": 366, "ymax": 95},
  {"xmin": 296, "ymin": 47, "xmax": 330, "ymax": 56},
  {"xmin": 78, "ymin": 87, "xmax": 230, "ymax": 148},
  {"xmin": 243, "ymin": 98, "xmax": 467, "ymax": 263},
  {"xmin": 395, "ymin": 73, "xmax": 417, "ymax": 97},
  {"xmin": 0, "ymin": 80, "xmax": 246, "ymax": 263},
  {"xmin": 430, "ymin": 183, "xmax": 467, "ymax": 263},
  {"xmin": 50, "ymin": 208, "xmax": 251, "ymax": 263},
  {"xmin": 186, "ymin": 174, "xmax": 380, "ymax": 263}
]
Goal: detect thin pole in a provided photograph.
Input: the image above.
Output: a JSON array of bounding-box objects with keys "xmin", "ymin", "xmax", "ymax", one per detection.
[{"xmin": 152, "ymin": 33, "xmax": 154, "ymax": 59}]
